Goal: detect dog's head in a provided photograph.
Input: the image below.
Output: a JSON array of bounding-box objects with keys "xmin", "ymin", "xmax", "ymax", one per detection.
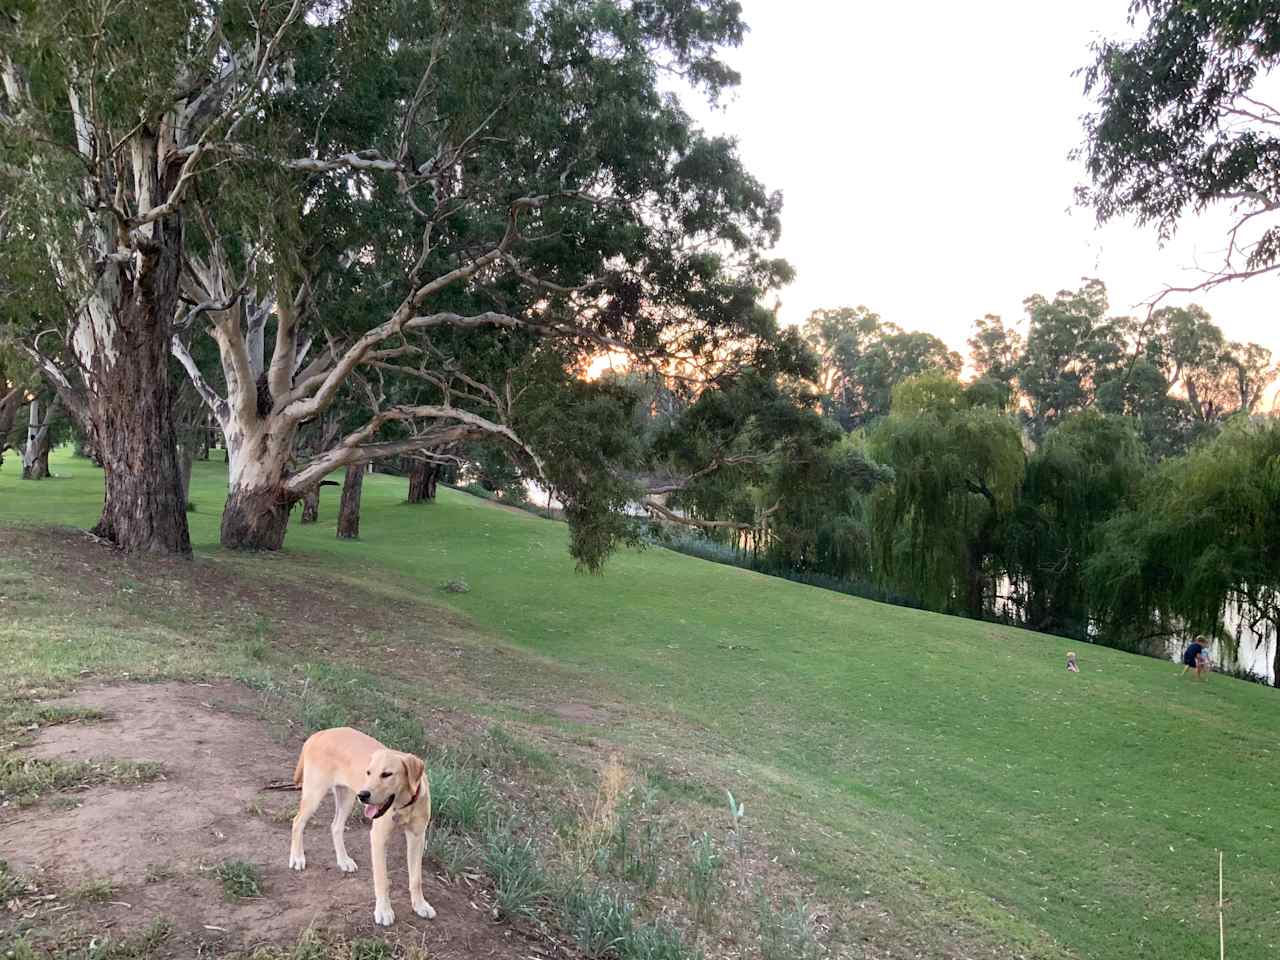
[{"xmin": 356, "ymin": 749, "xmax": 425, "ymax": 820}]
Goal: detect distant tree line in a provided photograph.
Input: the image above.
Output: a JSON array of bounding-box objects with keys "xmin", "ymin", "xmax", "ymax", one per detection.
[{"xmin": 647, "ymin": 281, "xmax": 1279, "ymax": 684}]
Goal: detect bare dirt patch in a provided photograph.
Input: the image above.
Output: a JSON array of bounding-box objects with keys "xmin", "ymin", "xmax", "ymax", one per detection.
[
  {"xmin": 548, "ymin": 703, "xmax": 608, "ymax": 725},
  {"xmin": 0, "ymin": 681, "xmax": 558, "ymax": 958}
]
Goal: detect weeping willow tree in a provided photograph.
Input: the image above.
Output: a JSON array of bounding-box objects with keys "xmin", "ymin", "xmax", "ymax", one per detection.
[
  {"xmin": 868, "ymin": 372, "xmax": 1025, "ymax": 618},
  {"xmin": 999, "ymin": 409, "xmax": 1148, "ymax": 635},
  {"xmin": 1088, "ymin": 418, "xmax": 1280, "ymax": 685}
]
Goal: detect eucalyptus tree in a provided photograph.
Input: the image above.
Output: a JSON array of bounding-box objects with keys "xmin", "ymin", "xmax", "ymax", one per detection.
[
  {"xmin": 3, "ymin": 1, "xmax": 793, "ymax": 569},
  {"xmin": 0, "ymin": 384, "xmax": 19, "ymax": 466},
  {"xmin": 0, "ymin": 349, "xmax": 29, "ymax": 468},
  {"xmin": 0, "ymin": 2, "xmax": 325, "ymax": 552},
  {"xmin": 1081, "ymin": 1, "xmax": 1280, "ymax": 299},
  {"xmin": 801, "ymin": 306, "xmax": 961, "ymax": 431},
  {"xmin": 19, "ymin": 389, "xmax": 58, "ymax": 480},
  {"xmin": 167, "ymin": 0, "xmax": 792, "ymax": 562},
  {"xmin": 1146, "ymin": 306, "xmax": 1277, "ymax": 425},
  {"xmin": 1017, "ymin": 280, "xmax": 1136, "ymax": 442},
  {"xmin": 965, "ymin": 313, "xmax": 1022, "ymax": 412}
]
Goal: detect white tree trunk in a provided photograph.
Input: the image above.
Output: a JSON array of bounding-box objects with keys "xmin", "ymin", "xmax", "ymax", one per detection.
[
  {"xmin": 21, "ymin": 399, "xmax": 53, "ymax": 480},
  {"xmin": 218, "ymin": 416, "xmax": 301, "ymax": 550}
]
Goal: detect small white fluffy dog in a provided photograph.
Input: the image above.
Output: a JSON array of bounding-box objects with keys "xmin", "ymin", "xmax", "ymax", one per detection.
[{"xmin": 289, "ymin": 727, "xmax": 435, "ymax": 926}]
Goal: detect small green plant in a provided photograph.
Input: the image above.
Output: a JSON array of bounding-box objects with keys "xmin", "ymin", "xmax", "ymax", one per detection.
[
  {"xmin": 755, "ymin": 890, "xmax": 821, "ymax": 960},
  {"xmin": 135, "ymin": 917, "xmax": 175, "ymax": 953},
  {"xmin": 622, "ymin": 919, "xmax": 699, "ymax": 960},
  {"xmin": 440, "ymin": 577, "xmax": 470, "ymax": 594},
  {"xmin": 429, "ymin": 762, "xmax": 494, "ymax": 832},
  {"xmin": 349, "ymin": 939, "xmax": 396, "ymax": 960},
  {"xmin": 725, "ymin": 789, "xmax": 745, "ymax": 854},
  {"xmin": 0, "ymin": 755, "xmax": 163, "ymax": 806},
  {"xmin": 0, "ymin": 703, "xmax": 105, "ymax": 734},
  {"xmin": 426, "ymin": 826, "xmax": 478, "ymax": 879},
  {"xmin": 683, "ymin": 832, "xmax": 723, "ymax": 934},
  {"xmin": 72, "ymin": 876, "xmax": 118, "ymax": 902},
  {"xmin": 482, "ymin": 822, "xmax": 546, "ymax": 920},
  {"xmin": 598, "ymin": 788, "xmax": 663, "ymax": 891},
  {"xmin": 215, "ymin": 859, "xmax": 263, "ymax": 899},
  {"xmin": 562, "ymin": 883, "xmax": 649, "ymax": 958}
]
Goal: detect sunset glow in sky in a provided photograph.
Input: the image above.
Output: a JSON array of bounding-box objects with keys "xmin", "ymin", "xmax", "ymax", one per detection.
[{"xmin": 684, "ymin": 0, "xmax": 1280, "ymax": 381}]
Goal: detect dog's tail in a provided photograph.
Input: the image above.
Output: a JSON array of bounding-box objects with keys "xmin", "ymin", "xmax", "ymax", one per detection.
[{"xmin": 292, "ymin": 753, "xmax": 305, "ymax": 786}]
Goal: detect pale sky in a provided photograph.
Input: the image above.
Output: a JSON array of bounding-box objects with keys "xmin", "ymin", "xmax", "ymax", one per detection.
[{"xmin": 685, "ymin": 0, "xmax": 1280, "ymax": 374}]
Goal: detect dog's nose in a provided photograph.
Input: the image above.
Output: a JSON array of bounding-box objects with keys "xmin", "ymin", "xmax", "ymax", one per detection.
[{"xmin": 356, "ymin": 791, "xmax": 370, "ymax": 803}]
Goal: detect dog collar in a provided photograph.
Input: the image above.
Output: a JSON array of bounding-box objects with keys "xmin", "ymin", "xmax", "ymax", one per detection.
[{"xmin": 399, "ymin": 779, "xmax": 422, "ymax": 810}]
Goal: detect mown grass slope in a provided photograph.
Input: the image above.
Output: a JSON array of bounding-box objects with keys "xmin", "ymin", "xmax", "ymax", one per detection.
[{"xmin": 2, "ymin": 450, "xmax": 1277, "ymax": 959}]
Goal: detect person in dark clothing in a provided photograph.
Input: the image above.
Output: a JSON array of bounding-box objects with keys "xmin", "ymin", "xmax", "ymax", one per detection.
[{"xmin": 1181, "ymin": 640, "xmax": 1209, "ymax": 680}]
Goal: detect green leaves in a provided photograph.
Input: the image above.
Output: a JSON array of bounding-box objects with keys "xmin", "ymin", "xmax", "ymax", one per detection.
[
  {"xmin": 801, "ymin": 307, "xmax": 962, "ymax": 431},
  {"xmin": 1088, "ymin": 417, "xmax": 1280, "ymax": 669},
  {"xmin": 868, "ymin": 372, "xmax": 1025, "ymax": 615}
]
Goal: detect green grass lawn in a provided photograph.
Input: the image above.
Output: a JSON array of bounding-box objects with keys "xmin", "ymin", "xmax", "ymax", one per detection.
[{"xmin": 3, "ymin": 449, "xmax": 1278, "ymax": 959}]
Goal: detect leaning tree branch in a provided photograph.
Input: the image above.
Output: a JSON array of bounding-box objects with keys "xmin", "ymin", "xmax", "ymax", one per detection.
[
  {"xmin": 282, "ymin": 196, "xmax": 549, "ymax": 422},
  {"xmin": 170, "ymin": 334, "xmax": 229, "ymax": 424},
  {"xmin": 639, "ymin": 497, "xmax": 779, "ymax": 531},
  {"xmin": 639, "ymin": 454, "xmax": 769, "ymax": 496},
  {"xmin": 285, "ymin": 403, "xmax": 544, "ymax": 494}
]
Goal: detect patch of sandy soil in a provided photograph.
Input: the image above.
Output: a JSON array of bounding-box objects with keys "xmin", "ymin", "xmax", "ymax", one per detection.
[{"xmin": 0, "ymin": 681, "xmax": 563, "ymax": 958}]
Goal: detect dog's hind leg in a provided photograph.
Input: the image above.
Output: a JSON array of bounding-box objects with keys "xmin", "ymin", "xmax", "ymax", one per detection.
[
  {"xmin": 406, "ymin": 828, "xmax": 436, "ymax": 919},
  {"xmin": 289, "ymin": 777, "xmax": 325, "ymax": 870},
  {"xmin": 331, "ymin": 784, "xmax": 358, "ymax": 872}
]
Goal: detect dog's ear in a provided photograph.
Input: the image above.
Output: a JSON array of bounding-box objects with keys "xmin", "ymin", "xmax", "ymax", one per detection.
[{"xmin": 402, "ymin": 753, "xmax": 425, "ymax": 786}]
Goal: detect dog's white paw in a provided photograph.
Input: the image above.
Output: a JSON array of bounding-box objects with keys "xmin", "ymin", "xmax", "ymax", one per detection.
[
  {"xmin": 413, "ymin": 899, "xmax": 436, "ymax": 919},
  {"xmin": 336, "ymin": 855, "xmax": 357, "ymax": 873},
  {"xmin": 289, "ymin": 852, "xmax": 306, "ymax": 871},
  {"xmin": 374, "ymin": 900, "xmax": 395, "ymax": 926}
]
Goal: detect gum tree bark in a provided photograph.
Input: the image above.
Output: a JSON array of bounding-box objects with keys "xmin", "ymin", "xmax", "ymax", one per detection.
[
  {"xmin": 178, "ymin": 443, "xmax": 195, "ymax": 508},
  {"xmin": 2, "ymin": 3, "xmax": 311, "ymax": 556},
  {"xmin": 336, "ymin": 464, "xmax": 364, "ymax": 539},
  {"xmin": 407, "ymin": 461, "xmax": 440, "ymax": 503},
  {"xmin": 83, "ymin": 202, "xmax": 191, "ymax": 552},
  {"xmin": 0, "ymin": 385, "xmax": 23, "ymax": 469},
  {"xmin": 300, "ymin": 487, "xmax": 320, "ymax": 523},
  {"xmin": 21, "ymin": 397, "xmax": 52, "ymax": 480}
]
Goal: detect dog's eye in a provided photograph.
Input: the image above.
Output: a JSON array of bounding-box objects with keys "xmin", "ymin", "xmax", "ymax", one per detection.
[{"xmin": 380, "ymin": 771, "xmax": 392, "ymax": 778}]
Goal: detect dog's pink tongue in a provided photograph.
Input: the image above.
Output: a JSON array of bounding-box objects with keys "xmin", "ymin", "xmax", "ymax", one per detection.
[{"xmin": 364, "ymin": 803, "xmax": 379, "ymax": 819}]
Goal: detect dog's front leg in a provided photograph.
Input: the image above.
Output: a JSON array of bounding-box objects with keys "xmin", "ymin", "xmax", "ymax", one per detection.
[
  {"xmin": 406, "ymin": 828, "xmax": 436, "ymax": 919},
  {"xmin": 370, "ymin": 818, "xmax": 395, "ymax": 926}
]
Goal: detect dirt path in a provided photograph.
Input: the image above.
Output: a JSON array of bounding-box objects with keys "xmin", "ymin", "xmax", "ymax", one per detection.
[{"xmin": 1, "ymin": 681, "xmax": 549, "ymax": 958}]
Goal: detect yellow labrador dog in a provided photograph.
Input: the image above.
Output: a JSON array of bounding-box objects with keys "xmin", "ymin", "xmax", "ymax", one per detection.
[{"xmin": 289, "ymin": 727, "xmax": 436, "ymax": 926}]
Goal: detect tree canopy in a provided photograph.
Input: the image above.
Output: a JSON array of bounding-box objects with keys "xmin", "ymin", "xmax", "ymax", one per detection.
[
  {"xmin": 1080, "ymin": 0, "xmax": 1280, "ymax": 294},
  {"xmin": 801, "ymin": 306, "xmax": 961, "ymax": 431},
  {"xmin": 1, "ymin": 0, "xmax": 801, "ymax": 565}
]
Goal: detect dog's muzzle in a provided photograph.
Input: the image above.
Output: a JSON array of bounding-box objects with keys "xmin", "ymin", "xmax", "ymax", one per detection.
[{"xmin": 358, "ymin": 791, "xmax": 395, "ymax": 820}]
